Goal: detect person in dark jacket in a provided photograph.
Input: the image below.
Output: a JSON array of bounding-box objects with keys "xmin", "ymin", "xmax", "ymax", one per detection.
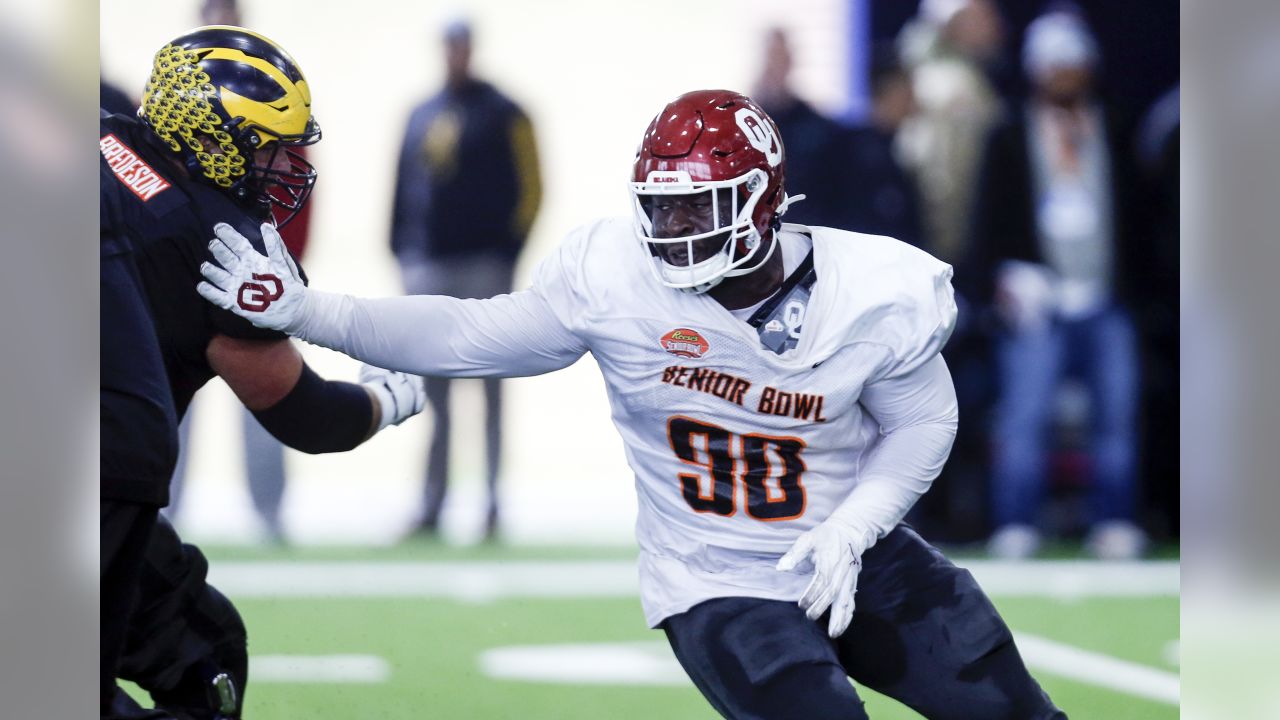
[
  {"xmin": 751, "ymin": 27, "xmax": 848, "ymax": 229},
  {"xmin": 390, "ymin": 19, "xmax": 542, "ymax": 540},
  {"xmin": 835, "ymin": 48, "xmax": 924, "ymax": 247}
]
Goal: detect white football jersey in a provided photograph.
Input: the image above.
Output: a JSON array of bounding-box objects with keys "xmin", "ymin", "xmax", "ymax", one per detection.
[
  {"xmin": 297, "ymin": 216, "xmax": 956, "ymax": 626},
  {"xmin": 530, "ymin": 218, "xmax": 957, "ymax": 626}
]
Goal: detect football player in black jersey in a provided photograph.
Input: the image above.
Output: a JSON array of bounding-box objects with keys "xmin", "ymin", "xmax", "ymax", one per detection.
[{"xmin": 100, "ymin": 26, "xmax": 424, "ymax": 719}]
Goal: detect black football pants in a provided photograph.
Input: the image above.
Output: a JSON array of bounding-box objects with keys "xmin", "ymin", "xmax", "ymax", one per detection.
[
  {"xmin": 662, "ymin": 526, "xmax": 1066, "ymax": 720},
  {"xmin": 116, "ymin": 516, "xmax": 247, "ymax": 720},
  {"xmin": 102, "ymin": 499, "xmax": 160, "ymax": 714}
]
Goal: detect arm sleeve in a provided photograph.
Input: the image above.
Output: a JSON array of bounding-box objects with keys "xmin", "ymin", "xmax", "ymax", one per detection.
[
  {"xmin": 830, "ymin": 354, "xmax": 959, "ymax": 549},
  {"xmin": 287, "ymin": 227, "xmax": 596, "ymax": 378},
  {"xmin": 251, "ymin": 363, "xmax": 375, "ymax": 454},
  {"xmin": 289, "ymin": 286, "xmax": 588, "ymax": 378}
]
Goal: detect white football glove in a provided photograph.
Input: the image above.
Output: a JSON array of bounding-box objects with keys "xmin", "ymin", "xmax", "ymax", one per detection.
[
  {"xmin": 776, "ymin": 516, "xmax": 872, "ymax": 638},
  {"xmin": 359, "ymin": 363, "xmax": 426, "ymax": 431},
  {"xmin": 197, "ymin": 222, "xmax": 309, "ymax": 333}
]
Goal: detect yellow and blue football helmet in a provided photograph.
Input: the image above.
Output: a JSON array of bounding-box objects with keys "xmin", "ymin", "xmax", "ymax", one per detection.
[{"xmin": 140, "ymin": 25, "xmax": 320, "ymax": 225}]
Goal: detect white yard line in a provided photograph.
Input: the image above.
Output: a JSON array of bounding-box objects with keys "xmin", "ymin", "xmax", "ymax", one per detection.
[
  {"xmin": 479, "ymin": 642, "xmax": 688, "ymax": 686},
  {"xmin": 242, "ymin": 633, "xmax": 1181, "ymax": 703},
  {"xmin": 964, "ymin": 560, "xmax": 1180, "ymax": 598},
  {"xmin": 250, "ymin": 654, "xmax": 391, "ymax": 683},
  {"xmin": 1016, "ymin": 633, "xmax": 1180, "ymax": 705},
  {"xmin": 209, "ymin": 559, "xmax": 1178, "ymax": 600},
  {"xmin": 222, "ymin": 557, "xmax": 1179, "ymax": 704},
  {"xmin": 246, "ymin": 639, "xmax": 1183, "ymax": 701},
  {"xmin": 210, "ymin": 560, "xmax": 639, "ymax": 600},
  {"xmin": 478, "ymin": 637, "xmax": 1181, "ymax": 705},
  {"xmin": 1163, "ymin": 639, "xmax": 1181, "ymax": 667}
]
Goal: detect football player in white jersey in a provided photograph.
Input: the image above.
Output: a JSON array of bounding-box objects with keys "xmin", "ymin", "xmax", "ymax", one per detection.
[{"xmin": 197, "ymin": 90, "xmax": 1064, "ymax": 719}]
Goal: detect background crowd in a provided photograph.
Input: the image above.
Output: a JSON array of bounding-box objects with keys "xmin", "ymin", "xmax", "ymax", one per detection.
[{"xmin": 747, "ymin": 0, "xmax": 1177, "ymax": 558}]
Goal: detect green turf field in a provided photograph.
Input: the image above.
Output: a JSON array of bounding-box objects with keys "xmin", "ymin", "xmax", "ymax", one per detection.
[{"xmin": 126, "ymin": 543, "xmax": 1179, "ymax": 719}]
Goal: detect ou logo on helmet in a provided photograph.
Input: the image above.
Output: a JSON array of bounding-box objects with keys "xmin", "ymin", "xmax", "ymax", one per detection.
[{"xmin": 735, "ymin": 108, "xmax": 782, "ymax": 168}]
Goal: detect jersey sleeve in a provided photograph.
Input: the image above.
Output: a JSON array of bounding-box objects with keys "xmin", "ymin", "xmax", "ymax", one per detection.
[
  {"xmin": 291, "ymin": 233, "xmax": 591, "ymax": 377},
  {"xmin": 526, "ymin": 224, "xmax": 593, "ymax": 335},
  {"xmin": 864, "ymin": 244, "xmax": 958, "ymax": 382}
]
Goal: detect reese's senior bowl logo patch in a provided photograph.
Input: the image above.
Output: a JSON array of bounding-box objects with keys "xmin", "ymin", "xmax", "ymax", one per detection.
[{"xmin": 660, "ymin": 328, "xmax": 710, "ymax": 359}]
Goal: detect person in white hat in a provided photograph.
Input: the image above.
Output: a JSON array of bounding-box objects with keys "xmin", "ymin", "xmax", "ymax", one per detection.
[{"xmin": 970, "ymin": 5, "xmax": 1149, "ymax": 561}]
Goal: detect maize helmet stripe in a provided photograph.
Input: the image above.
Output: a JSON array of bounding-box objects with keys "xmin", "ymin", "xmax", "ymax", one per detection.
[
  {"xmin": 179, "ymin": 25, "xmax": 308, "ymax": 83},
  {"xmin": 198, "ymin": 47, "xmax": 313, "ymax": 139}
]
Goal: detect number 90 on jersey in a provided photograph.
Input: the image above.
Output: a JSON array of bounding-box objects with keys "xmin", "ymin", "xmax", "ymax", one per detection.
[{"xmin": 666, "ymin": 416, "xmax": 807, "ymax": 521}]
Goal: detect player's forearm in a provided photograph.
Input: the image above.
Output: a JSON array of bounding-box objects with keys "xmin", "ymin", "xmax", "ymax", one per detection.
[
  {"xmin": 251, "ymin": 363, "xmax": 376, "ymax": 453},
  {"xmin": 291, "ymin": 288, "xmax": 583, "ymax": 378},
  {"xmin": 828, "ymin": 418, "xmax": 957, "ymax": 548},
  {"xmin": 828, "ymin": 354, "xmax": 959, "ymax": 547},
  {"xmin": 286, "ymin": 288, "xmax": 406, "ymax": 368}
]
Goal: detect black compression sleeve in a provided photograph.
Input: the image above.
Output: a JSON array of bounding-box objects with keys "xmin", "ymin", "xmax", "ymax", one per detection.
[{"xmin": 251, "ymin": 364, "xmax": 374, "ymax": 454}]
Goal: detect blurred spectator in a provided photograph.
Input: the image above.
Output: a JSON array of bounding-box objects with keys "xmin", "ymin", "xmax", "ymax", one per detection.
[
  {"xmin": 832, "ymin": 47, "xmax": 924, "ymax": 246},
  {"xmin": 199, "ymin": 0, "xmax": 238, "ymax": 25},
  {"xmin": 751, "ymin": 28, "xmax": 848, "ymax": 228},
  {"xmin": 897, "ymin": 0, "xmax": 1005, "ymax": 266},
  {"xmin": 390, "ymin": 18, "xmax": 541, "ymax": 540},
  {"xmin": 1134, "ymin": 84, "xmax": 1179, "ymax": 537},
  {"xmin": 967, "ymin": 6, "xmax": 1148, "ymax": 559},
  {"xmin": 165, "ymin": 0, "xmax": 314, "ymax": 543},
  {"xmin": 896, "ymin": 0, "xmax": 1008, "ymax": 542},
  {"xmin": 1137, "ymin": 85, "xmax": 1178, "ymax": 252}
]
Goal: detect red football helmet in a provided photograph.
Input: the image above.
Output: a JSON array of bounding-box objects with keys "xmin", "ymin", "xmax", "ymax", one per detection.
[{"xmin": 630, "ymin": 89, "xmax": 795, "ymax": 293}]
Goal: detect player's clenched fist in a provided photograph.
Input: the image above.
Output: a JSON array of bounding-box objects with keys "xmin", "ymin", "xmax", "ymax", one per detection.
[{"xmin": 197, "ymin": 222, "xmax": 310, "ymax": 333}]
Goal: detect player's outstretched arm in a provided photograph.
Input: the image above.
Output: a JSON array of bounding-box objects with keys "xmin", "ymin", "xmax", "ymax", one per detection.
[
  {"xmin": 197, "ymin": 222, "xmax": 588, "ymax": 380},
  {"xmin": 198, "ymin": 222, "xmax": 311, "ymax": 333}
]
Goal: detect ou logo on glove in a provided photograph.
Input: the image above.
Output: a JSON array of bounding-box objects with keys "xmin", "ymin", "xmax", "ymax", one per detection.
[{"xmin": 237, "ymin": 273, "xmax": 284, "ymax": 312}]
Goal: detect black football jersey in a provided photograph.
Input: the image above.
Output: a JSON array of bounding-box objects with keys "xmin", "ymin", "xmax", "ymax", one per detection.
[{"xmin": 100, "ymin": 111, "xmax": 307, "ymax": 417}]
